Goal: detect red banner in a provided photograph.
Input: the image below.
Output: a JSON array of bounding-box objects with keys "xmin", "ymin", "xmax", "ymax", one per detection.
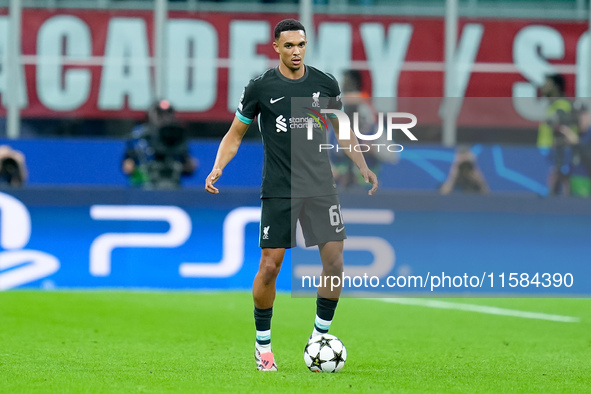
[{"xmin": 0, "ymin": 9, "xmax": 588, "ymax": 125}]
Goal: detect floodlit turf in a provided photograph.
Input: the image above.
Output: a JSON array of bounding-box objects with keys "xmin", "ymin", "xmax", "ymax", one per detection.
[{"xmin": 0, "ymin": 292, "xmax": 589, "ymax": 393}]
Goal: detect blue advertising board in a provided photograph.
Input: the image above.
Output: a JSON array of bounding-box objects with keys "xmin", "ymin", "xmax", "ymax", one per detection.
[
  {"xmin": 0, "ymin": 188, "xmax": 589, "ymax": 295},
  {"xmin": 1, "ymin": 138, "xmax": 552, "ymax": 194}
]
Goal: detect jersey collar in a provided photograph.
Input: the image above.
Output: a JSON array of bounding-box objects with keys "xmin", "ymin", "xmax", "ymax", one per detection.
[{"xmin": 274, "ymin": 65, "xmax": 309, "ymax": 83}]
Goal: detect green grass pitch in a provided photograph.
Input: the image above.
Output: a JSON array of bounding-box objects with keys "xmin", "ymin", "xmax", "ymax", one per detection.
[{"xmin": 0, "ymin": 291, "xmax": 589, "ymax": 393}]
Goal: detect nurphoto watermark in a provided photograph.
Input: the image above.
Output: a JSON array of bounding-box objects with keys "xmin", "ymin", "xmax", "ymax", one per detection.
[{"xmin": 309, "ymin": 109, "xmax": 418, "ymax": 153}]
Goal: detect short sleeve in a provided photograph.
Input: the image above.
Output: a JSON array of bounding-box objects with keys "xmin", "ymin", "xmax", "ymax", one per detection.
[
  {"xmin": 236, "ymin": 79, "xmax": 259, "ymax": 125},
  {"xmin": 326, "ymin": 73, "xmax": 343, "ymax": 117}
]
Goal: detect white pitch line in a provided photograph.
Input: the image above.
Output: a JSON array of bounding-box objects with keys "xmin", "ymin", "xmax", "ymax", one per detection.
[{"xmin": 374, "ymin": 298, "xmax": 580, "ymax": 323}]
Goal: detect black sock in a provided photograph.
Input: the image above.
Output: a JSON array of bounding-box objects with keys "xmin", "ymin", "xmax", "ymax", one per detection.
[
  {"xmin": 254, "ymin": 307, "xmax": 273, "ymax": 346},
  {"xmin": 314, "ymin": 296, "xmax": 339, "ymax": 334}
]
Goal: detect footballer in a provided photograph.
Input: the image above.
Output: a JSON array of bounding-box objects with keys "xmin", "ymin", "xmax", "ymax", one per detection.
[{"xmin": 205, "ymin": 18, "xmax": 378, "ymax": 371}]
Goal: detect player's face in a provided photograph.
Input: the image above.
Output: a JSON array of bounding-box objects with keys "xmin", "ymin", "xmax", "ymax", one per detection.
[{"xmin": 273, "ymin": 30, "xmax": 307, "ymax": 72}]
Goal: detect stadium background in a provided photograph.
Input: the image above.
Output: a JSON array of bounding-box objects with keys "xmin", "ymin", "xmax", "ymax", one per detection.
[{"xmin": 1, "ymin": 1, "xmax": 590, "ymax": 392}]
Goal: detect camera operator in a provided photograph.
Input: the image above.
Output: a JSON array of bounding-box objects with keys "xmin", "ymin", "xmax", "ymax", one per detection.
[
  {"xmin": 439, "ymin": 145, "xmax": 489, "ymax": 195},
  {"xmin": 537, "ymin": 74, "xmax": 578, "ymax": 196},
  {"xmin": 556, "ymin": 101, "xmax": 591, "ymax": 197},
  {"xmin": 0, "ymin": 145, "xmax": 28, "ymax": 187},
  {"xmin": 122, "ymin": 100, "xmax": 197, "ymax": 189}
]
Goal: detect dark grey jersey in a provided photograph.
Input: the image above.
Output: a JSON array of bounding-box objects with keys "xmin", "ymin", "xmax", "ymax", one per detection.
[{"xmin": 236, "ymin": 66, "xmax": 342, "ymax": 198}]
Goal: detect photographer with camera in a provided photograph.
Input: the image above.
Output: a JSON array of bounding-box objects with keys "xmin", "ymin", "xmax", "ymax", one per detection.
[
  {"xmin": 556, "ymin": 101, "xmax": 591, "ymax": 197},
  {"xmin": 0, "ymin": 145, "xmax": 28, "ymax": 187},
  {"xmin": 537, "ymin": 74, "xmax": 578, "ymax": 196},
  {"xmin": 122, "ymin": 100, "xmax": 197, "ymax": 189},
  {"xmin": 440, "ymin": 145, "xmax": 489, "ymax": 195}
]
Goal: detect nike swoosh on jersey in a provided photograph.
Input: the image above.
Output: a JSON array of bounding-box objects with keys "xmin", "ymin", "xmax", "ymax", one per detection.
[
  {"xmin": 335, "ymin": 227, "xmax": 345, "ymax": 233},
  {"xmin": 270, "ymin": 97, "xmax": 285, "ymax": 104}
]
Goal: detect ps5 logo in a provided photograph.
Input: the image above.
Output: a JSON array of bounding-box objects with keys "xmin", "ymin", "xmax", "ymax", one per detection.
[
  {"xmin": 0, "ymin": 194, "xmax": 396, "ymax": 288},
  {"xmin": 0, "ymin": 192, "xmax": 60, "ymax": 290},
  {"xmin": 89, "ymin": 205, "xmax": 395, "ymax": 280},
  {"xmin": 89, "ymin": 205, "xmax": 262, "ymax": 278},
  {"xmin": 294, "ymin": 209, "xmax": 395, "ymax": 278}
]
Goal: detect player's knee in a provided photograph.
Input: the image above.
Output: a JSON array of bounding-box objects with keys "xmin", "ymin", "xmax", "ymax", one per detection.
[
  {"xmin": 258, "ymin": 258, "xmax": 282, "ymax": 283},
  {"xmin": 322, "ymin": 257, "xmax": 343, "ymax": 276}
]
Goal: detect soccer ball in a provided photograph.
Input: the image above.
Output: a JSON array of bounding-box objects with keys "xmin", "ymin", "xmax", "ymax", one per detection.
[{"xmin": 303, "ymin": 334, "xmax": 347, "ymax": 373}]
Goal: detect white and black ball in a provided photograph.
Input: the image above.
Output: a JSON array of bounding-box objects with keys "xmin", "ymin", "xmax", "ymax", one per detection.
[{"xmin": 303, "ymin": 334, "xmax": 347, "ymax": 373}]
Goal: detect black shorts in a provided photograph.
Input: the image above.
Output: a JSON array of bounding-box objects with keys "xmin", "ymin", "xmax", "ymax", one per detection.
[{"xmin": 259, "ymin": 195, "xmax": 347, "ymax": 249}]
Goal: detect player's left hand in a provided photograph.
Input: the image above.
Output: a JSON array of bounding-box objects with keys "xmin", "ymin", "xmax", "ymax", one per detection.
[
  {"xmin": 205, "ymin": 168, "xmax": 223, "ymax": 194},
  {"xmin": 360, "ymin": 168, "xmax": 378, "ymax": 196}
]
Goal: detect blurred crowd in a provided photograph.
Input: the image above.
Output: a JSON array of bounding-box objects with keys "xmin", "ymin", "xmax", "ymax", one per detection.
[{"xmin": 3, "ymin": 71, "xmax": 591, "ymax": 197}]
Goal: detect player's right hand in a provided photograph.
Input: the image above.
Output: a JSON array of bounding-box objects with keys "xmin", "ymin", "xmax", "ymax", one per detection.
[{"xmin": 205, "ymin": 168, "xmax": 223, "ymax": 194}]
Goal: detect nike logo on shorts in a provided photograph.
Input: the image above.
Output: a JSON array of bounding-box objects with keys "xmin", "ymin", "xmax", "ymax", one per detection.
[
  {"xmin": 335, "ymin": 227, "xmax": 345, "ymax": 233},
  {"xmin": 270, "ymin": 97, "xmax": 285, "ymax": 104}
]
